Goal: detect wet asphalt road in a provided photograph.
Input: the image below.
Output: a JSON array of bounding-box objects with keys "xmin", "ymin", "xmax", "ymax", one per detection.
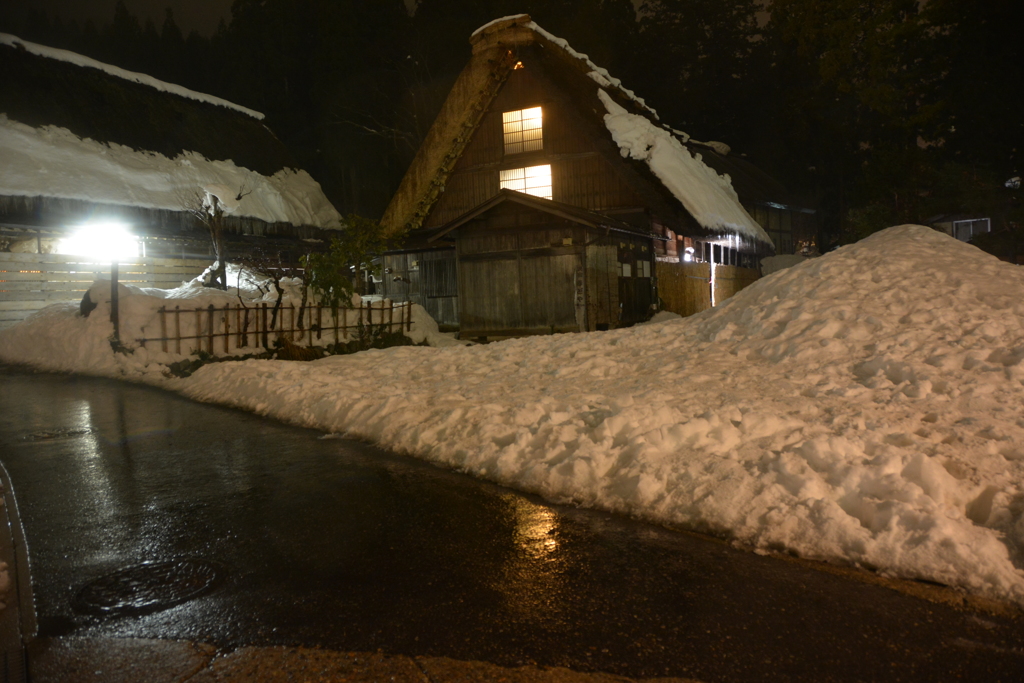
[{"xmin": 1, "ymin": 366, "xmax": 1023, "ymax": 682}]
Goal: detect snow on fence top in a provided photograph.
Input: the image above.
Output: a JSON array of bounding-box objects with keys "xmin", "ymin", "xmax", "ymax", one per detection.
[
  {"xmin": 598, "ymin": 91, "xmax": 770, "ymax": 244},
  {"xmin": 0, "ymin": 115, "xmax": 342, "ymax": 230},
  {"xmin": 0, "ymin": 33, "xmax": 265, "ymax": 121}
]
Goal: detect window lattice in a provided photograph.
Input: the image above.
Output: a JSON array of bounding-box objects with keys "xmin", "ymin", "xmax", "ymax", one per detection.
[
  {"xmin": 499, "ymin": 165, "xmax": 552, "ymax": 200},
  {"xmin": 502, "ymin": 107, "xmax": 543, "ymax": 154}
]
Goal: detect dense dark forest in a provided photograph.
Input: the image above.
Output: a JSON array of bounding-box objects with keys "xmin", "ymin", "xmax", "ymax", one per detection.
[{"xmin": 3, "ymin": 0, "xmax": 1020, "ymax": 251}]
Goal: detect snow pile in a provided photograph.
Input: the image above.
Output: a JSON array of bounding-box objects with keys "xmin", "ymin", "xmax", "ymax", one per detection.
[
  {"xmin": 761, "ymin": 254, "xmax": 809, "ymax": 275},
  {"xmin": 597, "ymin": 91, "xmax": 770, "ymax": 245},
  {"xmin": 0, "ymin": 265, "xmax": 459, "ymax": 376},
  {"xmin": 0, "ymin": 116, "xmax": 342, "ymax": 230},
  {"xmin": 1, "ymin": 33, "xmax": 263, "ymax": 120},
  {"xmin": 3, "ymin": 226, "xmax": 1024, "ymax": 605}
]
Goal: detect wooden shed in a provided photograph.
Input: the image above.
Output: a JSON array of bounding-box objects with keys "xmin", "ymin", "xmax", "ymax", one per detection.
[{"xmin": 381, "ymin": 15, "xmax": 784, "ymax": 337}]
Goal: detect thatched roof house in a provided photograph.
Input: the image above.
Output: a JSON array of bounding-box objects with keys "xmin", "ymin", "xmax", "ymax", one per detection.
[
  {"xmin": 382, "ymin": 15, "xmax": 796, "ymax": 254},
  {"xmin": 0, "ymin": 33, "xmax": 341, "ymax": 260},
  {"xmin": 381, "ymin": 15, "xmax": 810, "ymax": 338}
]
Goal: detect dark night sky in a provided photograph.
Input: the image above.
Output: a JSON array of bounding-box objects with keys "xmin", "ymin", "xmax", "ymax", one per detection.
[{"xmin": 2, "ymin": 0, "xmax": 235, "ymax": 37}]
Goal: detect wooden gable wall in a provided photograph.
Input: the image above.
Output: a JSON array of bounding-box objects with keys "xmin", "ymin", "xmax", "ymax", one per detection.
[{"xmin": 423, "ymin": 59, "xmax": 648, "ymax": 229}]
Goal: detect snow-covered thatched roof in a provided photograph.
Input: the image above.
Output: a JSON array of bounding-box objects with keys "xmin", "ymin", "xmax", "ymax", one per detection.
[
  {"xmin": 0, "ymin": 34, "xmax": 341, "ymax": 233},
  {"xmin": 382, "ymin": 15, "xmax": 771, "ymax": 247}
]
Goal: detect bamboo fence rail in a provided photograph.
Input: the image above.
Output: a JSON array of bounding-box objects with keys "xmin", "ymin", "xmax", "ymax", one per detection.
[{"xmin": 137, "ymin": 299, "xmax": 413, "ymax": 355}]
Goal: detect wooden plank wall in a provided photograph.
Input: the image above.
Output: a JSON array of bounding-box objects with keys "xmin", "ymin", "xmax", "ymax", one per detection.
[
  {"xmin": 585, "ymin": 244, "xmax": 619, "ymax": 330},
  {"xmin": 656, "ymin": 261, "xmax": 712, "ymax": 317},
  {"xmin": 656, "ymin": 261, "xmax": 761, "ymax": 317},
  {"xmin": 714, "ymin": 265, "xmax": 761, "ymax": 306},
  {"xmin": 0, "ymin": 252, "xmax": 208, "ymax": 329}
]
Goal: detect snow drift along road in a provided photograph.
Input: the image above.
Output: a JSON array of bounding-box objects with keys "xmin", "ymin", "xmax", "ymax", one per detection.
[{"xmin": 2, "ymin": 225, "xmax": 1023, "ymax": 605}]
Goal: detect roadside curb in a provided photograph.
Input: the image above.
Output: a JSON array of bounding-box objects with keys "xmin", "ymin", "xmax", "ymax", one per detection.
[
  {"xmin": 26, "ymin": 638, "xmax": 705, "ymax": 683},
  {"xmin": 0, "ymin": 460, "xmax": 34, "ymax": 683}
]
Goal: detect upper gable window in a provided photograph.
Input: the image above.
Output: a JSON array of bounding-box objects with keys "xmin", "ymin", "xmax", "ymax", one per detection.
[
  {"xmin": 502, "ymin": 107, "xmax": 543, "ymax": 155},
  {"xmin": 499, "ymin": 164, "xmax": 552, "ymax": 200}
]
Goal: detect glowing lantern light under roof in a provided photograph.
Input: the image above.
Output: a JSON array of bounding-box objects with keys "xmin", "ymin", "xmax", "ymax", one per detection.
[{"xmin": 59, "ymin": 221, "xmax": 140, "ymax": 261}]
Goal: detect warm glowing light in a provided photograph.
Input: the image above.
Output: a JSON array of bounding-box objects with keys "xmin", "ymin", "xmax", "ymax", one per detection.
[
  {"xmin": 503, "ymin": 107, "xmax": 543, "ymax": 154},
  {"xmin": 513, "ymin": 61, "xmax": 524, "ymax": 70},
  {"xmin": 59, "ymin": 222, "xmax": 140, "ymax": 261},
  {"xmin": 499, "ymin": 164, "xmax": 552, "ymax": 199}
]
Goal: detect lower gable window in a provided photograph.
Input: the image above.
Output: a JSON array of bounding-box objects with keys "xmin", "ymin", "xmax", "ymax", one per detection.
[{"xmin": 499, "ymin": 164, "xmax": 552, "ymax": 200}]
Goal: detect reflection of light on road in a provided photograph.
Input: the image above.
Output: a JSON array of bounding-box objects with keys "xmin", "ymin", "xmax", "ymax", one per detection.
[
  {"xmin": 497, "ymin": 494, "xmax": 567, "ymax": 621},
  {"xmin": 510, "ymin": 497, "xmax": 560, "ymax": 558}
]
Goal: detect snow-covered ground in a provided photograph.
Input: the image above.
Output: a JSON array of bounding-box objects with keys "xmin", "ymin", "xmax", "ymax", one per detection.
[{"xmin": 3, "ymin": 225, "xmax": 1024, "ymax": 606}]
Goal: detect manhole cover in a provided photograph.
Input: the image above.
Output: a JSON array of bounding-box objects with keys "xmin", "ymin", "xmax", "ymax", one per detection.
[{"xmin": 72, "ymin": 559, "xmax": 224, "ymax": 616}]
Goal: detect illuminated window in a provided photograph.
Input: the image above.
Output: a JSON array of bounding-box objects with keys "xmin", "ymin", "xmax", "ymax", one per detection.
[
  {"xmin": 499, "ymin": 165, "xmax": 552, "ymax": 199},
  {"xmin": 502, "ymin": 107, "xmax": 543, "ymax": 154}
]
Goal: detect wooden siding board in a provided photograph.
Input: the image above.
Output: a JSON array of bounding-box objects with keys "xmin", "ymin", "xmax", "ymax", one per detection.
[
  {"xmin": 519, "ymin": 252, "xmax": 579, "ymax": 330},
  {"xmin": 459, "ymin": 257, "xmax": 521, "ymax": 333},
  {"xmin": 584, "ymin": 244, "xmax": 619, "ymax": 330}
]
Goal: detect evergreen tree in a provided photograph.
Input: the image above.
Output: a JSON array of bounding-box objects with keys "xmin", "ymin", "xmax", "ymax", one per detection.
[{"xmin": 634, "ymin": 0, "xmax": 762, "ymax": 145}]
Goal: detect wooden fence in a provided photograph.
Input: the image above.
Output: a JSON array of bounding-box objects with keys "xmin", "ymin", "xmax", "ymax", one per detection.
[
  {"xmin": 656, "ymin": 261, "xmax": 760, "ymax": 317},
  {"xmin": 137, "ymin": 299, "xmax": 414, "ymax": 355},
  {"xmin": 0, "ymin": 252, "xmax": 208, "ymax": 329}
]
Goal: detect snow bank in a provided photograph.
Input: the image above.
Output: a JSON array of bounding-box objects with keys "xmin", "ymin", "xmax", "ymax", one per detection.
[
  {"xmin": 0, "ymin": 266, "xmax": 459, "ymax": 378},
  {"xmin": 761, "ymin": 254, "xmax": 809, "ymax": 275},
  {"xmin": 3, "ymin": 225, "xmax": 1024, "ymax": 605},
  {"xmin": 598, "ymin": 91, "xmax": 770, "ymax": 245},
  {"xmin": 0, "ymin": 116, "xmax": 342, "ymax": 230},
  {"xmin": 1, "ymin": 33, "xmax": 263, "ymax": 120}
]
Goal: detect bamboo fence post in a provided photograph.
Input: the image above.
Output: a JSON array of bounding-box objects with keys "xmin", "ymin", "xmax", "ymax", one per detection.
[
  {"xmin": 317, "ymin": 305, "xmax": 323, "ymax": 341},
  {"xmin": 159, "ymin": 307, "xmax": 168, "ymax": 353},
  {"xmin": 388, "ymin": 300, "xmax": 394, "ymax": 333},
  {"xmin": 223, "ymin": 305, "xmax": 230, "ymax": 354},
  {"xmin": 236, "ymin": 306, "xmax": 242, "ymax": 349},
  {"xmin": 406, "ymin": 301, "xmax": 412, "ymax": 332},
  {"xmin": 207, "ymin": 305, "xmax": 215, "ymax": 354},
  {"xmin": 242, "ymin": 307, "xmax": 249, "ymax": 349},
  {"xmin": 342, "ymin": 307, "xmax": 348, "ymax": 340},
  {"xmin": 110, "ymin": 261, "xmax": 120, "ymax": 345},
  {"xmin": 262, "ymin": 303, "xmax": 268, "ymax": 348},
  {"xmin": 195, "ymin": 308, "xmax": 202, "ymax": 355},
  {"xmin": 174, "ymin": 306, "xmax": 181, "ymax": 355}
]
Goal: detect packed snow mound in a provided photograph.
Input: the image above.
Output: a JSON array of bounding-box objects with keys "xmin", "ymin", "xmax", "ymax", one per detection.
[
  {"xmin": 597, "ymin": 91, "xmax": 769, "ymax": 245},
  {"xmin": 0, "ymin": 266, "xmax": 459, "ymax": 376},
  {"xmin": 3, "ymin": 225, "xmax": 1024, "ymax": 605},
  {"xmin": 0, "ymin": 116, "xmax": 342, "ymax": 230},
  {"xmin": 760, "ymin": 254, "xmax": 808, "ymax": 275}
]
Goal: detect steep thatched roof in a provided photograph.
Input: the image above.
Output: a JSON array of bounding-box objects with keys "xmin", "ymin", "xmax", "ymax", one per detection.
[
  {"xmin": 381, "ymin": 14, "xmax": 774, "ymax": 247},
  {"xmin": 0, "ymin": 34, "xmax": 341, "ymax": 234},
  {"xmin": 1, "ymin": 36, "xmax": 293, "ymax": 177}
]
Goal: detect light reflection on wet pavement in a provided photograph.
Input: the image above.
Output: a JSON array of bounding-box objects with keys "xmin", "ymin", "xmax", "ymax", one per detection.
[{"xmin": 1, "ymin": 366, "xmax": 1022, "ymax": 682}]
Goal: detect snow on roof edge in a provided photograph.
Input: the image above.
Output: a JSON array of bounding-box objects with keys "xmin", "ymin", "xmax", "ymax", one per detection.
[
  {"xmin": 0, "ymin": 33, "xmax": 265, "ymax": 121},
  {"xmin": 469, "ymin": 16, "xmax": 659, "ymax": 120},
  {"xmin": 522, "ymin": 21, "xmax": 659, "ymax": 120},
  {"xmin": 597, "ymin": 90, "xmax": 772, "ymax": 247},
  {"xmin": 471, "ymin": 14, "xmax": 530, "ymax": 37},
  {"xmin": 0, "ymin": 115, "xmax": 341, "ymax": 230}
]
